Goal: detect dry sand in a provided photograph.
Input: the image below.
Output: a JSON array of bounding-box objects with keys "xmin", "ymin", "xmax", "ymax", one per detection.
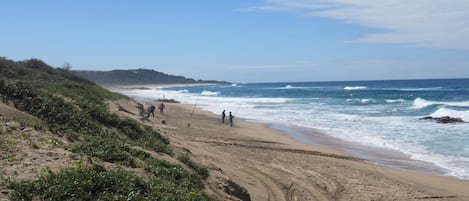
[{"xmin": 113, "ymin": 99, "xmax": 469, "ymax": 201}]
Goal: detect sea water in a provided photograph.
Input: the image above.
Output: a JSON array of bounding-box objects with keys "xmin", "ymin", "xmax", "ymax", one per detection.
[{"xmin": 120, "ymin": 79, "xmax": 469, "ymax": 179}]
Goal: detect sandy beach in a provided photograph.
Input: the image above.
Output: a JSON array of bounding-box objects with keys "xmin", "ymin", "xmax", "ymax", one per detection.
[{"xmin": 110, "ymin": 98, "xmax": 469, "ymax": 201}]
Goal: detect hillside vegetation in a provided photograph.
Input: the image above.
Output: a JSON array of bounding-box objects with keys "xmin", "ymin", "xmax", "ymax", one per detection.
[
  {"xmin": 0, "ymin": 57, "xmax": 211, "ymax": 200},
  {"xmin": 73, "ymin": 69, "xmax": 228, "ymax": 86}
]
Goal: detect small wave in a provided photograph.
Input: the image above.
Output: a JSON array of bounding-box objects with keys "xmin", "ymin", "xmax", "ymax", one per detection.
[
  {"xmin": 200, "ymin": 90, "xmax": 220, "ymax": 96},
  {"xmin": 399, "ymin": 87, "xmax": 443, "ymax": 91},
  {"xmin": 177, "ymin": 89, "xmax": 189, "ymax": 93},
  {"xmin": 413, "ymin": 98, "xmax": 469, "ymax": 109},
  {"xmin": 285, "ymin": 85, "xmax": 293, "ymax": 89},
  {"xmin": 346, "ymin": 98, "xmax": 376, "ymax": 104},
  {"xmin": 430, "ymin": 108, "xmax": 469, "ymax": 122},
  {"xmin": 344, "ymin": 86, "xmax": 368, "ymax": 90},
  {"xmin": 231, "ymin": 83, "xmax": 238, "ymax": 87},
  {"xmin": 413, "ymin": 98, "xmax": 433, "ymax": 108},
  {"xmin": 386, "ymin": 99, "xmax": 406, "ymax": 103},
  {"xmin": 361, "ymin": 98, "xmax": 375, "ymax": 104}
]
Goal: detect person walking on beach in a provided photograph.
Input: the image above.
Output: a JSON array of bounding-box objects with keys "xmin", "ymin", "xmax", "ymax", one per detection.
[
  {"xmin": 158, "ymin": 102, "xmax": 165, "ymax": 114},
  {"xmin": 147, "ymin": 104, "xmax": 156, "ymax": 118},
  {"xmin": 229, "ymin": 112, "xmax": 234, "ymax": 127},
  {"xmin": 222, "ymin": 110, "xmax": 226, "ymax": 123}
]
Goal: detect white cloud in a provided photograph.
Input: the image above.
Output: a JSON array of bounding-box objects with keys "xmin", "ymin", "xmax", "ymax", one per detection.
[{"xmin": 244, "ymin": 0, "xmax": 469, "ymax": 50}]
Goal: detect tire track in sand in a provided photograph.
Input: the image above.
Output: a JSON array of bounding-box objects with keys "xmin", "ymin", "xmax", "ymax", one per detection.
[{"xmin": 195, "ymin": 140, "xmax": 361, "ymax": 162}]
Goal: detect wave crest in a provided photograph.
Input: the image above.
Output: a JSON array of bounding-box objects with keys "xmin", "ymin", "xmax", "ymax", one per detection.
[
  {"xmin": 344, "ymin": 86, "xmax": 368, "ymax": 90},
  {"xmin": 413, "ymin": 98, "xmax": 469, "ymax": 109},
  {"xmin": 386, "ymin": 99, "xmax": 406, "ymax": 103},
  {"xmin": 201, "ymin": 90, "xmax": 220, "ymax": 96}
]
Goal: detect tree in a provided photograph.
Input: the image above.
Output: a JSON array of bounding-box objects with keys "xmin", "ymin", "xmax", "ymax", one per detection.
[{"xmin": 60, "ymin": 62, "xmax": 72, "ymax": 71}]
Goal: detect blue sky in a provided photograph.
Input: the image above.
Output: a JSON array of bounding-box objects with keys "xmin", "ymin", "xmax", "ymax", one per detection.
[{"xmin": 1, "ymin": 0, "xmax": 469, "ymax": 83}]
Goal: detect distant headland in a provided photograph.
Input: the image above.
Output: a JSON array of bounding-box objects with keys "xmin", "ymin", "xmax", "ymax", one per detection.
[{"xmin": 72, "ymin": 68, "xmax": 229, "ymax": 86}]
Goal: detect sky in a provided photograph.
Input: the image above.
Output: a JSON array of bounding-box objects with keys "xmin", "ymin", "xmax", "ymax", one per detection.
[{"xmin": 1, "ymin": 0, "xmax": 469, "ymax": 83}]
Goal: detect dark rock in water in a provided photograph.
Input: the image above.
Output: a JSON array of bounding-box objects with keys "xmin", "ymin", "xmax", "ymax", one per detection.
[
  {"xmin": 420, "ymin": 116, "xmax": 433, "ymax": 120},
  {"xmin": 419, "ymin": 116, "xmax": 464, "ymax": 124}
]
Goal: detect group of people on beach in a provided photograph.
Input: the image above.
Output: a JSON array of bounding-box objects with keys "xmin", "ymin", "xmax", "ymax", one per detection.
[
  {"xmin": 146, "ymin": 102, "xmax": 165, "ymax": 118},
  {"xmin": 221, "ymin": 109, "xmax": 234, "ymax": 127},
  {"xmin": 145, "ymin": 101, "xmax": 236, "ymax": 128}
]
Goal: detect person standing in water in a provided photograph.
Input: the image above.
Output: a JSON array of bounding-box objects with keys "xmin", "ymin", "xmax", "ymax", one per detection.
[
  {"xmin": 222, "ymin": 110, "xmax": 226, "ymax": 123},
  {"xmin": 229, "ymin": 112, "xmax": 234, "ymax": 127}
]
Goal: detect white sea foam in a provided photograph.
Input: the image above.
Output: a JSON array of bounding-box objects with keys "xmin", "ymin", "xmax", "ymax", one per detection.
[
  {"xmin": 344, "ymin": 86, "xmax": 368, "ymax": 90},
  {"xmin": 360, "ymin": 98, "xmax": 375, "ymax": 104},
  {"xmin": 413, "ymin": 98, "xmax": 469, "ymax": 109},
  {"xmin": 386, "ymin": 99, "xmax": 406, "ymax": 103},
  {"xmin": 285, "ymin": 85, "xmax": 293, "ymax": 89},
  {"xmin": 200, "ymin": 90, "xmax": 220, "ymax": 96},
  {"xmin": 430, "ymin": 108, "xmax": 469, "ymax": 122},
  {"xmin": 231, "ymin": 83, "xmax": 238, "ymax": 87}
]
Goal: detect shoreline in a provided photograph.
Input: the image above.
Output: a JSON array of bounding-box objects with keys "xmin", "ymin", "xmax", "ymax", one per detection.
[
  {"xmin": 179, "ymin": 101, "xmax": 462, "ymax": 180},
  {"xmin": 269, "ymin": 123, "xmax": 449, "ymax": 177},
  {"xmin": 111, "ymin": 87, "xmax": 469, "ymax": 200}
]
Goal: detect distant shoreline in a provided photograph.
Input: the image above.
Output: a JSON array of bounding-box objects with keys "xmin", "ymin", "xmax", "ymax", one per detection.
[{"xmin": 105, "ymin": 83, "xmax": 221, "ymax": 91}]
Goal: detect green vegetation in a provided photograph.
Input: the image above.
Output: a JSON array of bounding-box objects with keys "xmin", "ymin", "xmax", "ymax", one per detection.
[
  {"xmin": 0, "ymin": 57, "xmax": 210, "ymax": 200},
  {"xmin": 70, "ymin": 137, "xmax": 136, "ymax": 167},
  {"xmin": 7, "ymin": 164, "xmax": 208, "ymax": 201},
  {"xmin": 73, "ymin": 68, "xmax": 229, "ymax": 86}
]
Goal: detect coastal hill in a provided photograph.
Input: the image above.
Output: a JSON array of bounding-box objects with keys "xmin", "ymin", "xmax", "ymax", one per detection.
[
  {"xmin": 0, "ymin": 57, "xmax": 243, "ymax": 200},
  {"xmin": 73, "ymin": 69, "xmax": 229, "ymax": 86}
]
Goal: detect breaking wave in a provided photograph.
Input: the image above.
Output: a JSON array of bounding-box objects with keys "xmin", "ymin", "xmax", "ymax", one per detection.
[
  {"xmin": 200, "ymin": 90, "xmax": 220, "ymax": 96},
  {"xmin": 344, "ymin": 86, "xmax": 368, "ymax": 90}
]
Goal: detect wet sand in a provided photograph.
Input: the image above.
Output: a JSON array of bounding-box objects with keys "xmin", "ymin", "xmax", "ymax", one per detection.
[{"xmin": 271, "ymin": 124, "xmax": 448, "ymax": 176}]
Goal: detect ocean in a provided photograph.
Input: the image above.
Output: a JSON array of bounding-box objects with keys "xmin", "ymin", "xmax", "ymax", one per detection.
[{"xmin": 119, "ymin": 79, "xmax": 469, "ymax": 179}]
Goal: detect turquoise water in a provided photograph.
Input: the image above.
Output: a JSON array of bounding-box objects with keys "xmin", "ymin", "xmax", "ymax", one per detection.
[{"xmin": 121, "ymin": 79, "xmax": 469, "ymax": 179}]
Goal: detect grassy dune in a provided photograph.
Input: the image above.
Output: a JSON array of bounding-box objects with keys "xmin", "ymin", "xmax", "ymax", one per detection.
[{"xmin": 0, "ymin": 58, "xmax": 211, "ymax": 201}]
